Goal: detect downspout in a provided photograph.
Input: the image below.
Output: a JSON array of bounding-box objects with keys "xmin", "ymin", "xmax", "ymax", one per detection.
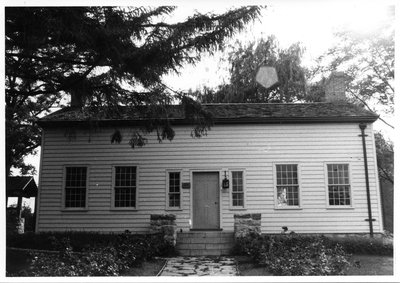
[{"xmin": 359, "ymin": 123, "xmax": 374, "ymax": 237}]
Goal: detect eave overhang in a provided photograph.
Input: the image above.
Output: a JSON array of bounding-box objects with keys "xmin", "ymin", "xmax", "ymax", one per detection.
[{"xmin": 37, "ymin": 115, "xmax": 379, "ymax": 128}]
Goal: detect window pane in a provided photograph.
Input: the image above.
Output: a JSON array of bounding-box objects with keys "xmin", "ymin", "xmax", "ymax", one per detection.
[
  {"xmin": 328, "ymin": 185, "xmax": 351, "ymax": 206},
  {"xmin": 233, "ymin": 192, "xmax": 244, "ymax": 207},
  {"xmin": 114, "ymin": 166, "xmax": 137, "ymax": 207},
  {"xmin": 232, "ymin": 171, "xmax": 244, "ymax": 207},
  {"xmin": 327, "ymin": 164, "xmax": 349, "ymax": 185},
  {"xmin": 65, "ymin": 167, "xmax": 87, "ymax": 208},
  {"xmin": 168, "ymin": 172, "xmax": 180, "ymax": 208},
  {"xmin": 276, "ymin": 164, "xmax": 298, "ymax": 185},
  {"xmin": 65, "ymin": 187, "xmax": 86, "ymax": 208},
  {"xmin": 115, "ymin": 187, "xmax": 136, "ymax": 207},
  {"xmin": 169, "ymin": 193, "xmax": 180, "ymax": 207},
  {"xmin": 277, "ymin": 185, "xmax": 299, "ymax": 207},
  {"xmin": 115, "ymin": 166, "xmax": 136, "ymax": 187},
  {"xmin": 327, "ymin": 164, "xmax": 350, "ymax": 205},
  {"xmin": 276, "ymin": 165, "xmax": 299, "ymax": 207},
  {"xmin": 232, "ymin": 171, "xmax": 243, "ymax": 192}
]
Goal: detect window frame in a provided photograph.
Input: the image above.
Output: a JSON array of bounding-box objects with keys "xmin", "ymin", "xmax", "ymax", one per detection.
[
  {"xmin": 273, "ymin": 163, "xmax": 302, "ymax": 210},
  {"xmin": 61, "ymin": 165, "xmax": 89, "ymax": 211},
  {"xmin": 324, "ymin": 163, "xmax": 354, "ymax": 209},
  {"xmin": 229, "ymin": 169, "xmax": 247, "ymax": 210},
  {"xmin": 165, "ymin": 169, "xmax": 183, "ymax": 210},
  {"xmin": 110, "ymin": 165, "xmax": 139, "ymax": 211}
]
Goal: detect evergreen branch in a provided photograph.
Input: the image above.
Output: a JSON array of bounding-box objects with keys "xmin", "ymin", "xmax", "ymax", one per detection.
[{"xmin": 6, "ymin": 52, "xmax": 98, "ymax": 66}]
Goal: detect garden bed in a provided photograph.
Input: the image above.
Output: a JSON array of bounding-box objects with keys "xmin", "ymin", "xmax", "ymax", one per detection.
[
  {"xmin": 6, "ymin": 231, "xmax": 174, "ymax": 277},
  {"xmin": 233, "ymin": 233, "xmax": 393, "ymax": 276},
  {"xmin": 236, "ymin": 254, "xmax": 393, "ymax": 276}
]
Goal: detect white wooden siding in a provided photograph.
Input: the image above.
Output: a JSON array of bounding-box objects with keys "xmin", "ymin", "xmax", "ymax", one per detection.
[{"xmin": 37, "ymin": 123, "xmax": 382, "ymax": 234}]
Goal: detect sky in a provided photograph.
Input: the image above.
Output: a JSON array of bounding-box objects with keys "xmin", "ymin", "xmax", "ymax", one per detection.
[
  {"xmin": 5, "ymin": 0, "xmax": 397, "ymax": 210},
  {"xmin": 162, "ymin": 0, "xmax": 394, "ymax": 90}
]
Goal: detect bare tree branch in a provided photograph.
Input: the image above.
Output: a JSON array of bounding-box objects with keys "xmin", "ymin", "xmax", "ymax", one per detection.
[{"xmin": 348, "ymin": 89, "xmax": 394, "ymax": 129}]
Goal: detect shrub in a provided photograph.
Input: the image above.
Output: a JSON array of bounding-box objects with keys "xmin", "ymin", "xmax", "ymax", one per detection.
[
  {"xmin": 7, "ymin": 231, "xmax": 119, "ymax": 251},
  {"xmin": 7, "ymin": 231, "xmax": 175, "ymax": 276},
  {"xmin": 7, "ymin": 230, "xmax": 175, "ymax": 256},
  {"xmin": 235, "ymin": 233, "xmax": 351, "ymax": 276}
]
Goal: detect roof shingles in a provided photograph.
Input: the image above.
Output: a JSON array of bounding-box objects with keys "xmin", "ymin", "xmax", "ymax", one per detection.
[{"xmin": 38, "ymin": 102, "xmax": 378, "ymax": 127}]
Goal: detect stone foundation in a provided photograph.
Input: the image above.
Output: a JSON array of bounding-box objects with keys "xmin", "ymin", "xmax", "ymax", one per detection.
[
  {"xmin": 150, "ymin": 214, "xmax": 177, "ymax": 246},
  {"xmin": 234, "ymin": 213, "xmax": 261, "ymax": 238}
]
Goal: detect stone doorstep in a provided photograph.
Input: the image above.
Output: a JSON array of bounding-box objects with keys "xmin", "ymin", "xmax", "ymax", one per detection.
[
  {"xmin": 177, "ymin": 245, "xmax": 233, "ymax": 255},
  {"xmin": 177, "ymin": 233, "xmax": 234, "ymax": 240},
  {"xmin": 177, "ymin": 243, "xmax": 205, "ymax": 249},
  {"xmin": 176, "ymin": 241, "xmax": 234, "ymax": 248},
  {"xmin": 204, "ymin": 243, "xmax": 234, "ymax": 250},
  {"xmin": 177, "ymin": 232, "xmax": 234, "ymax": 238},
  {"xmin": 178, "ymin": 237, "xmax": 234, "ymax": 244},
  {"xmin": 178, "ymin": 249, "xmax": 232, "ymax": 256}
]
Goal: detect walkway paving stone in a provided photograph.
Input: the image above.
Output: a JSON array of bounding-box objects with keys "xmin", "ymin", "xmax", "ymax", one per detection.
[{"xmin": 160, "ymin": 256, "xmax": 237, "ymax": 276}]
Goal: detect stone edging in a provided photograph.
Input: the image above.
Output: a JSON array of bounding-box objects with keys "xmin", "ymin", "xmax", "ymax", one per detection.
[{"xmin": 156, "ymin": 257, "xmax": 169, "ymax": 277}]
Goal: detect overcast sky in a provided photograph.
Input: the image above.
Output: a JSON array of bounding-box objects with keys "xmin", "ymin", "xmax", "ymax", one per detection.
[{"xmin": 163, "ymin": 0, "xmax": 395, "ymax": 91}]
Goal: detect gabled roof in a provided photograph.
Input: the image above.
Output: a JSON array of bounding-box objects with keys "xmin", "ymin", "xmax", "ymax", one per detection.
[
  {"xmin": 6, "ymin": 176, "xmax": 38, "ymax": 198},
  {"xmin": 38, "ymin": 102, "xmax": 379, "ymax": 128}
]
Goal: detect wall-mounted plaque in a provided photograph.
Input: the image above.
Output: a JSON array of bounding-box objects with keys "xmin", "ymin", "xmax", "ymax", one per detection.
[{"xmin": 182, "ymin": 182, "xmax": 191, "ymax": 189}]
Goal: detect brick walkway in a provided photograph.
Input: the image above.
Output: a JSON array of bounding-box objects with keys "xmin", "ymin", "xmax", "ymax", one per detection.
[{"xmin": 159, "ymin": 256, "xmax": 237, "ymax": 276}]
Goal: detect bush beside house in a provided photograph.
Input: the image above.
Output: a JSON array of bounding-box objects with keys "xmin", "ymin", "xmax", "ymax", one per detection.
[
  {"xmin": 234, "ymin": 232, "xmax": 393, "ymax": 276},
  {"xmin": 7, "ymin": 231, "xmax": 174, "ymax": 276}
]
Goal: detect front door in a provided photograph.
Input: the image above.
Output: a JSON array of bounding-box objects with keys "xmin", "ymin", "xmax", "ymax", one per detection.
[{"xmin": 192, "ymin": 172, "xmax": 220, "ymax": 229}]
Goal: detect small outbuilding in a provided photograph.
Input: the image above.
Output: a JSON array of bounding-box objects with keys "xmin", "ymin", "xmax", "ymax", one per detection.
[{"xmin": 6, "ymin": 176, "xmax": 38, "ymax": 234}]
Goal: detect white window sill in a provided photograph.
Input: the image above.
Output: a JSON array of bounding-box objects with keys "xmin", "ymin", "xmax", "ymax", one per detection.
[
  {"xmin": 61, "ymin": 208, "xmax": 88, "ymax": 212},
  {"xmin": 229, "ymin": 207, "xmax": 247, "ymax": 211},
  {"xmin": 326, "ymin": 206, "xmax": 354, "ymax": 210},
  {"xmin": 274, "ymin": 207, "xmax": 302, "ymax": 210},
  {"xmin": 166, "ymin": 208, "xmax": 183, "ymax": 211},
  {"xmin": 110, "ymin": 208, "xmax": 138, "ymax": 211}
]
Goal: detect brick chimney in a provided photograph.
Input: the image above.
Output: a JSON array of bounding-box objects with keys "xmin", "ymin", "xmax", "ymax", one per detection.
[
  {"xmin": 324, "ymin": 71, "xmax": 350, "ymax": 102},
  {"xmin": 70, "ymin": 89, "xmax": 85, "ymax": 108}
]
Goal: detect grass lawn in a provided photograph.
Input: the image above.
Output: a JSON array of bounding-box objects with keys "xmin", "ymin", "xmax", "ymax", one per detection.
[
  {"xmin": 346, "ymin": 255, "xmax": 393, "ymax": 276},
  {"xmin": 236, "ymin": 256, "xmax": 272, "ymax": 276},
  {"xmin": 6, "ymin": 248, "xmax": 32, "ymax": 275},
  {"xmin": 236, "ymin": 255, "xmax": 393, "ymax": 276}
]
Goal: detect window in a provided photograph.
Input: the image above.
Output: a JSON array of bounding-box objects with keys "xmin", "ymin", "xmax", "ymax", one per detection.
[
  {"xmin": 167, "ymin": 172, "xmax": 181, "ymax": 209},
  {"xmin": 114, "ymin": 166, "xmax": 137, "ymax": 208},
  {"xmin": 276, "ymin": 164, "xmax": 299, "ymax": 207},
  {"xmin": 65, "ymin": 167, "xmax": 87, "ymax": 208},
  {"xmin": 232, "ymin": 171, "xmax": 244, "ymax": 207},
  {"xmin": 327, "ymin": 164, "xmax": 351, "ymax": 206}
]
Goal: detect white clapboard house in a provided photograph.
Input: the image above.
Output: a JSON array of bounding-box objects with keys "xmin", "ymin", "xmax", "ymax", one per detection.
[{"xmin": 36, "ymin": 73, "xmax": 382, "ymax": 255}]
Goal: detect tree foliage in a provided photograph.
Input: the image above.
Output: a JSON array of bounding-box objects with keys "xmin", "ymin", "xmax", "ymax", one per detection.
[
  {"xmin": 375, "ymin": 132, "xmax": 394, "ymax": 184},
  {"xmin": 5, "ymin": 6, "xmax": 262, "ymax": 175},
  {"xmin": 310, "ymin": 9, "xmax": 394, "ymax": 117},
  {"xmin": 194, "ymin": 36, "xmax": 309, "ymax": 103}
]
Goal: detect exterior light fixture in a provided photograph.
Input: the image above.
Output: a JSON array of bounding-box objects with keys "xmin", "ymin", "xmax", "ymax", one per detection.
[{"xmin": 222, "ymin": 171, "xmax": 229, "ymax": 189}]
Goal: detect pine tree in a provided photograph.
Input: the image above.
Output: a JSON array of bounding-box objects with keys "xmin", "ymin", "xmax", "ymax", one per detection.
[{"xmin": 5, "ymin": 6, "xmax": 262, "ymax": 175}]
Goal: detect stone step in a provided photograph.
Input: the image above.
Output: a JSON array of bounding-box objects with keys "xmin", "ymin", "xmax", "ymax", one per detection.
[
  {"xmin": 178, "ymin": 248, "xmax": 233, "ymax": 256},
  {"xmin": 177, "ymin": 236, "xmax": 234, "ymax": 244},
  {"xmin": 176, "ymin": 242, "xmax": 234, "ymax": 250},
  {"xmin": 176, "ymin": 238, "xmax": 234, "ymax": 244},
  {"xmin": 176, "ymin": 231, "xmax": 235, "ymax": 256},
  {"xmin": 177, "ymin": 231, "xmax": 234, "ymax": 239}
]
